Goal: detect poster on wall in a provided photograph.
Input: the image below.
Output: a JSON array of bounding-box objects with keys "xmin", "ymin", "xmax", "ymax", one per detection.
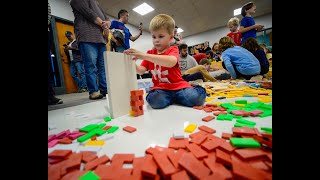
[{"xmin": 188, "ymin": 42, "xmax": 210, "ymax": 55}]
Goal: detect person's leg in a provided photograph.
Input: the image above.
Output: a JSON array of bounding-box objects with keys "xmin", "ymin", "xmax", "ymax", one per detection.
[
  {"xmin": 146, "ymin": 89, "xmax": 175, "ymax": 109},
  {"xmin": 79, "ymin": 42, "xmax": 102, "ymax": 99},
  {"xmin": 97, "ymin": 43, "xmax": 107, "ymax": 96},
  {"xmin": 48, "ymin": 30, "xmax": 62, "ymax": 105},
  {"xmin": 70, "ymin": 62, "xmax": 81, "ymax": 90},
  {"xmin": 182, "ymin": 72, "xmax": 204, "ymax": 82},
  {"xmin": 75, "ymin": 61, "xmax": 87, "ymax": 90},
  {"xmin": 175, "ymin": 86, "xmax": 206, "ymax": 107}
]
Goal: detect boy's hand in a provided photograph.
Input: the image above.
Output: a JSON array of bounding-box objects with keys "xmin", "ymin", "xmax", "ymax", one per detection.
[{"xmin": 124, "ymin": 48, "xmax": 144, "ymax": 59}]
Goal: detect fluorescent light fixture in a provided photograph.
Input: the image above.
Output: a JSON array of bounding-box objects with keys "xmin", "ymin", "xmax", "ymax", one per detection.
[
  {"xmin": 177, "ymin": 28, "xmax": 184, "ymax": 33},
  {"xmin": 133, "ymin": 2, "xmax": 154, "ymax": 15},
  {"xmin": 234, "ymin": 8, "xmax": 241, "ymax": 16}
]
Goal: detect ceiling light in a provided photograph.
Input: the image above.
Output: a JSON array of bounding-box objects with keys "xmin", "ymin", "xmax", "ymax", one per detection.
[
  {"xmin": 177, "ymin": 28, "xmax": 184, "ymax": 33},
  {"xmin": 133, "ymin": 3, "xmax": 154, "ymax": 15},
  {"xmin": 234, "ymin": 8, "xmax": 241, "ymax": 16}
]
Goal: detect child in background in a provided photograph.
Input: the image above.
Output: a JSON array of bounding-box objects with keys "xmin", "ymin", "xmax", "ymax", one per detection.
[
  {"xmin": 239, "ymin": 2, "xmax": 264, "ymax": 44},
  {"xmin": 182, "ymin": 58, "xmax": 217, "ymax": 82},
  {"xmin": 211, "ymin": 43, "xmax": 221, "ymax": 61},
  {"xmin": 241, "ymin": 37, "xmax": 269, "ymax": 75},
  {"xmin": 124, "ymin": 14, "xmax": 206, "ymax": 109},
  {"xmin": 227, "ymin": 17, "xmax": 242, "ymax": 46},
  {"xmin": 219, "ymin": 36, "xmax": 261, "ymax": 80}
]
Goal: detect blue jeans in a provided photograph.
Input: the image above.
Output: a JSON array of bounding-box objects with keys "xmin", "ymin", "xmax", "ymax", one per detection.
[
  {"xmin": 116, "ymin": 46, "xmax": 126, "ymax": 53},
  {"xmin": 79, "ymin": 42, "xmax": 107, "ymax": 94},
  {"xmin": 70, "ymin": 61, "xmax": 87, "ymax": 89},
  {"xmin": 146, "ymin": 85, "xmax": 206, "ymax": 109}
]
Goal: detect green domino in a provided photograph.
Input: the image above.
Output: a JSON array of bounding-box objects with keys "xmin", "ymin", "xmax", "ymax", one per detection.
[
  {"xmin": 235, "ymin": 100, "xmax": 247, "ymax": 104},
  {"xmin": 217, "ymin": 114, "xmax": 233, "ymax": 121},
  {"xmin": 106, "ymin": 126, "xmax": 119, "ymax": 133},
  {"xmin": 95, "ymin": 128, "xmax": 107, "ymax": 136},
  {"xmin": 77, "ymin": 130, "xmax": 97, "ymax": 143},
  {"xmin": 230, "ymin": 138, "xmax": 261, "ymax": 148},
  {"xmin": 261, "ymin": 127, "xmax": 272, "ymax": 132},
  {"xmin": 234, "ymin": 122, "xmax": 255, "ymax": 128},
  {"xmin": 104, "ymin": 116, "xmax": 112, "ymax": 122},
  {"xmin": 258, "ymin": 110, "xmax": 272, "ymax": 117},
  {"xmin": 236, "ymin": 119, "xmax": 256, "ymax": 125},
  {"xmin": 79, "ymin": 124, "xmax": 99, "ymax": 132},
  {"xmin": 98, "ymin": 123, "xmax": 106, "ymax": 129},
  {"xmin": 260, "ymin": 104, "xmax": 272, "ymax": 110},
  {"xmin": 79, "ymin": 171, "xmax": 100, "ymax": 180}
]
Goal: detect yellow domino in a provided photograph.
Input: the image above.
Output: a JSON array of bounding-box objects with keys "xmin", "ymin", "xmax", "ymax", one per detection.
[
  {"xmin": 85, "ymin": 140, "xmax": 105, "ymax": 146},
  {"xmin": 234, "ymin": 104, "xmax": 246, "ymax": 107},
  {"xmin": 184, "ymin": 124, "xmax": 197, "ymax": 133}
]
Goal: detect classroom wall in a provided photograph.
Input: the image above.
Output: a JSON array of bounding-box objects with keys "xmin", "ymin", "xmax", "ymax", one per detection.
[
  {"xmin": 49, "ymin": 0, "xmax": 271, "ymax": 62},
  {"xmin": 183, "ymin": 13, "xmax": 272, "ymax": 47},
  {"xmin": 48, "ymin": 0, "xmax": 152, "ymax": 54}
]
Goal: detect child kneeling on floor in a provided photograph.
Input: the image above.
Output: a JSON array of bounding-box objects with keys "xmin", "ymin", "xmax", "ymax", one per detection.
[
  {"xmin": 219, "ymin": 36, "xmax": 261, "ymax": 80},
  {"xmin": 124, "ymin": 14, "xmax": 206, "ymax": 109}
]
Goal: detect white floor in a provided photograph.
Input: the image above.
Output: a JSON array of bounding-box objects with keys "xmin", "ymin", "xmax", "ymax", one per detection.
[{"xmin": 48, "ymin": 93, "xmax": 272, "ymax": 158}]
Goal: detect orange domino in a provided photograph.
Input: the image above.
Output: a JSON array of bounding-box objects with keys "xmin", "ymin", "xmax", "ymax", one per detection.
[
  {"xmin": 198, "ymin": 125, "xmax": 216, "ymax": 134},
  {"xmin": 123, "ymin": 126, "xmax": 137, "ymax": 133},
  {"xmin": 202, "ymin": 116, "xmax": 215, "ymax": 122}
]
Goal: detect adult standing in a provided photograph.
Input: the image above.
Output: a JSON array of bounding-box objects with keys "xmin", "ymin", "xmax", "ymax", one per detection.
[
  {"xmin": 70, "ymin": 0, "xmax": 110, "ymax": 100},
  {"xmin": 110, "ymin": 9, "xmax": 142, "ymax": 52}
]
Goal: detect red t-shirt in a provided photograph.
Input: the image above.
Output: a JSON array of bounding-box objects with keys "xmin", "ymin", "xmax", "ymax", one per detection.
[
  {"xmin": 192, "ymin": 53, "xmax": 207, "ymax": 63},
  {"xmin": 140, "ymin": 46, "xmax": 192, "ymax": 91},
  {"xmin": 227, "ymin": 31, "xmax": 242, "ymax": 46}
]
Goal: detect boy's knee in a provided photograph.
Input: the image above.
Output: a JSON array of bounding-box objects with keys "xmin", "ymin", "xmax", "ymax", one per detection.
[{"xmin": 146, "ymin": 91, "xmax": 171, "ymax": 109}]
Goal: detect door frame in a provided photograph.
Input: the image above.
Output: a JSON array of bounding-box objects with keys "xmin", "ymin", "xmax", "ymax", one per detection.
[{"xmin": 50, "ymin": 16, "xmax": 74, "ymax": 95}]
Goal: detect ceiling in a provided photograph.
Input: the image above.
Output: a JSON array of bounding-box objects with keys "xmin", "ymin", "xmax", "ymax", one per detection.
[{"xmin": 98, "ymin": 0, "xmax": 272, "ymax": 38}]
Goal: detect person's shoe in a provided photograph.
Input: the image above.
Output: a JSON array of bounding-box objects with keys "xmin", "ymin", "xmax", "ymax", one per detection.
[
  {"xmin": 48, "ymin": 96, "xmax": 63, "ymax": 105},
  {"xmin": 81, "ymin": 88, "xmax": 87, "ymax": 93},
  {"xmin": 89, "ymin": 91, "xmax": 103, "ymax": 100},
  {"xmin": 100, "ymin": 90, "xmax": 108, "ymax": 97}
]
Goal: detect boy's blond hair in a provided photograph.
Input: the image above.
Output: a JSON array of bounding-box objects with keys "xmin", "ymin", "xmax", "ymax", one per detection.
[
  {"xmin": 149, "ymin": 14, "xmax": 175, "ymax": 35},
  {"xmin": 227, "ymin": 17, "xmax": 240, "ymax": 28}
]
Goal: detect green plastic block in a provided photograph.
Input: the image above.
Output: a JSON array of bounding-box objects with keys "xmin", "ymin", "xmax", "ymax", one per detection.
[
  {"xmin": 104, "ymin": 117, "xmax": 112, "ymax": 122},
  {"xmin": 248, "ymin": 102, "xmax": 263, "ymax": 108},
  {"xmin": 95, "ymin": 129, "xmax": 107, "ymax": 136},
  {"xmin": 106, "ymin": 126, "xmax": 119, "ymax": 133},
  {"xmin": 220, "ymin": 103, "xmax": 234, "ymax": 109},
  {"xmin": 77, "ymin": 130, "xmax": 96, "ymax": 143},
  {"xmin": 236, "ymin": 119, "xmax": 256, "ymax": 125},
  {"xmin": 217, "ymin": 114, "xmax": 233, "ymax": 121},
  {"xmin": 235, "ymin": 100, "xmax": 247, "ymax": 104},
  {"xmin": 260, "ymin": 104, "xmax": 272, "ymax": 110},
  {"xmin": 79, "ymin": 124, "xmax": 99, "ymax": 132},
  {"xmin": 258, "ymin": 110, "xmax": 272, "ymax": 117},
  {"xmin": 227, "ymin": 107, "xmax": 242, "ymax": 113},
  {"xmin": 98, "ymin": 123, "xmax": 106, "ymax": 129},
  {"xmin": 230, "ymin": 138, "xmax": 261, "ymax": 148},
  {"xmin": 79, "ymin": 171, "xmax": 100, "ymax": 180},
  {"xmin": 261, "ymin": 127, "xmax": 272, "ymax": 132},
  {"xmin": 234, "ymin": 122, "xmax": 255, "ymax": 128}
]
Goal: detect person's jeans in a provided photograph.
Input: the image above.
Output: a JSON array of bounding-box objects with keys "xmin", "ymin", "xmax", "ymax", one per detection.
[
  {"xmin": 182, "ymin": 72, "xmax": 204, "ymax": 82},
  {"xmin": 116, "ymin": 46, "xmax": 126, "ymax": 53},
  {"xmin": 146, "ymin": 85, "xmax": 206, "ymax": 109},
  {"xmin": 70, "ymin": 61, "xmax": 87, "ymax": 89},
  {"xmin": 79, "ymin": 42, "xmax": 107, "ymax": 94}
]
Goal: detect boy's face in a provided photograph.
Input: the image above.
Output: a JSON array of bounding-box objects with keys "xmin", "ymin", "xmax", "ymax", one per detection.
[
  {"xmin": 246, "ymin": 5, "xmax": 256, "ymax": 15},
  {"xmin": 229, "ymin": 25, "xmax": 238, "ymax": 32},
  {"xmin": 151, "ymin": 28, "xmax": 173, "ymax": 53}
]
